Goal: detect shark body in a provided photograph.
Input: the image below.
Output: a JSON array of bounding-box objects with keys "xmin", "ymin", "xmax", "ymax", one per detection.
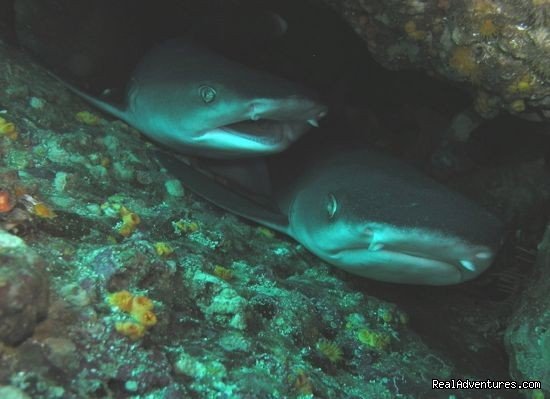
[
  {"xmin": 159, "ymin": 149, "xmax": 503, "ymax": 285},
  {"xmin": 52, "ymin": 38, "xmax": 327, "ymax": 158}
]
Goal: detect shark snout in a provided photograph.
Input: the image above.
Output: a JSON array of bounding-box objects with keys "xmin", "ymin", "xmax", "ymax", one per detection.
[
  {"xmin": 248, "ymin": 97, "xmax": 328, "ymax": 126},
  {"xmin": 314, "ymin": 222, "xmax": 497, "ymax": 285}
]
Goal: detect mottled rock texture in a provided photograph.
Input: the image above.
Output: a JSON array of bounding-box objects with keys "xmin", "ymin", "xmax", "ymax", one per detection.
[
  {"xmin": 319, "ymin": 0, "xmax": 550, "ymax": 122},
  {"xmin": 505, "ymin": 224, "xmax": 550, "ymax": 394},
  {"xmin": 0, "ymin": 230, "xmax": 49, "ymax": 345}
]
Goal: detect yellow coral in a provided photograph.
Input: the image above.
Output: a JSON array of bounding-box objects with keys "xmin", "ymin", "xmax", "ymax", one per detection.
[
  {"xmin": 316, "ymin": 339, "xmax": 343, "ymax": 363},
  {"xmin": 509, "ymin": 99, "xmax": 526, "ymax": 113},
  {"xmin": 404, "ymin": 20, "xmax": 426, "ymax": 41},
  {"xmin": 479, "ymin": 19, "xmax": 498, "ymax": 38},
  {"xmin": 173, "ymin": 219, "xmax": 199, "ymax": 234},
  {"xmin": 357, "ymin": 329, "xmax": 390, "ymax": 350},
  {"xmin": 154, "ymin": 242, "xmax": 174, "ymax": 257},
  {"xmin": 292, "ymin": 370, "xmax": 313, "ymax": 395},
  {"xmin": 213, "ymin": 265, "xmax": 233, "ymax": 281},
  {"xmin": 107, "ymin": 290, "xmax": 134, "ymax": 312},
  {"xmin": 0, "ymin": 117, "xmax": 19, "ymax": 140},
  {"xmin": 118, "ymin": 206, "xmax": 140, "ymax": 237},
  {"xmin": 75, "ymin": 111, "xmax": 100, "ymax": 126},
  {"xmin": 131, "ymin": 295, "xmax": 154, "ymax": 313},
  {"xmin": 32, "ymin": 202, "xmax": 57, "ymax": 219},
  {"xmin": 507, "ymin": 74, "xmax": 536, "ymax": 94},
  {"xmin": 109, "ymin": 291, "xmax": 158, "ymax": 339},
  {"xmin": 115, "ymin": 321, "xmax": 146, "ymax": 340},
  {"xmin": 133, "ymin": 309, "xmax": 157, "ymax": 327},
  {"xmin": 471, "ymin": 0, "xmax": 498, "ymax": 15},
  {"xmin": 256, "ymin": 226, "xmax": 275, "ymax": 238},
  {"xmin": 449, "ymin": 46, "xmax": 479, "ymax": 79}
]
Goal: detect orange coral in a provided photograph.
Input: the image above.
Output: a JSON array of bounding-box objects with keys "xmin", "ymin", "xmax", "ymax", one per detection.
[
  {"xmin": 32, "ymin": 202, "xmax": 57, "ymax": 219},
  {"xmin": 132, "ymin": 295, "xmax": 154, "ymax": 313},
  {"xmin": 108, "ymin": 291, "xmax": 158, "ymax": 339},
  {"xmin": 449, "ymin": 46, "xmax": 479, "ymax": 79},
  {"xmin": 479, "ymin": 19, "xmax": 498, "ymax": 38},
  {"xmin": 115, "ymin": 321, "xmax": 146, "ymax": 340},
  {"xmin": 118, "ymin": 206, "xmax": 140, "ymax": 237},
  {"xmin": 134, "ymin": 310, "xmax": 157, "ymax": 327},
  {"xmin": 107, "ymin": 290, "xmax": 134, "ymax": 312},
  {"xmin": 0, "ymin": 190, "xmax": 15, "ymax": 213}
]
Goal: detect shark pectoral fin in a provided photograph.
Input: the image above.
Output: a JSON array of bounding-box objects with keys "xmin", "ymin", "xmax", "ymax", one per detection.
[
  {"xmin": 195, "ymin": 157, "xmax": 273, "ymax": 197},
  {"xmin": 154, "ymin": 149, "xmax": 289, "ymax": 234}
]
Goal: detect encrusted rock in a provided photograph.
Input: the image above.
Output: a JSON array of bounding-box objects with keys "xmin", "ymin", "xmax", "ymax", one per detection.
[
  {"xmin": 505, "ymin": 224, "xmax": 550, "ymax": 394},
  {"xmin": 0, "ymin": 230, "xmax": 49, "ymax": 345},
  {"xmin": 319, "ymin": 0, "xmax": 550, "ymax": 121}
]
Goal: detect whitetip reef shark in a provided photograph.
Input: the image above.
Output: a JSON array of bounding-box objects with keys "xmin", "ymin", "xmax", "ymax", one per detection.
[
  {"xmin": 50, "ymin": 38, "xmax": 327, "ymax": 158},
  {"xmin": 158, "ymin": 149, "xmax": 503, "ymax": 285}
]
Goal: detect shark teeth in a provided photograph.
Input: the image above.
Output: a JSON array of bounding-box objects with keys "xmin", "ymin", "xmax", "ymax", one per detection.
[
  {"xmin": 307, "ymin": 119, "xmax": 319, "ymax": 127},
  {"xmin": 460, "ymin": 259, "xmax": 476, "ymax": 271}
]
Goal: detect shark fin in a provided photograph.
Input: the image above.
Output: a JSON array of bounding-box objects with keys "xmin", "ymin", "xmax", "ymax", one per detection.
[{"xmin": 154, "ymin": 150, "xmax": 289, "ymax": 234}]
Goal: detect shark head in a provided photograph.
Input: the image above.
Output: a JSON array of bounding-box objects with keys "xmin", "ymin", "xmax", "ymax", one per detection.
[
  {"xmin": 180, "ymin": 81, "xmax": 328, "ymax": 157},
  {"xmin": 127, "ymin": 39, "xmax": 327, "ymax": 158},
  {"xmin": 286, "ymin": 152, "xmax": 503, "ymax": 285}
]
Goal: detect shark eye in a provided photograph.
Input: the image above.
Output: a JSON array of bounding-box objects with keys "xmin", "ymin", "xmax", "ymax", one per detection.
[
  {"xmin": 198, "ymin": 85, "xmax": 216, "ymax": 103},
  {"xmin": 326, "ymin": 193, "xmax": 338, "ymax": 219}
]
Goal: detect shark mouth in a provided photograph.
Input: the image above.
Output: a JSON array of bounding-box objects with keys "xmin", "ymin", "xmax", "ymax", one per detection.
[
  {"xmin": 219, "ymin": 119, "xmax": 316, "ymax": 145},
  {"xmin": 321, "ymin": 224, "xmax": 495, "ymax": 284}
]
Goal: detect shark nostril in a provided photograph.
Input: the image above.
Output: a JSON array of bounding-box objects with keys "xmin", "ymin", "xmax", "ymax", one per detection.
[
  {"xmin": 370, "ymin": 243, "xmax": 384, "ymax": 251},
  {"xmin": 362, "ymin": 227, "xmax": 374, "ymax": 242}
]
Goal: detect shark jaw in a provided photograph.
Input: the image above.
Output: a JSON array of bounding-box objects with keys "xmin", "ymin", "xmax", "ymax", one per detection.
[
  {"xmin": 192, "ymin": 102, "xmax": 328, "ymax": 157},
  {"xmin": 300, "ymin": 222, "xmax": 496, "ymax": 286}
]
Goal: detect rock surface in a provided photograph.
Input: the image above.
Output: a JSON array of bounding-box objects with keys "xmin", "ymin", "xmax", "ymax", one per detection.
[
  {"xmin": 0, "ymin": 230, "xmax": 49, "ymax": 345},
  {"xmin": 505, "ymin": 224, "xmax": 550, "ymax": 395},
  {"xmin": 319, "ymin": 0, "xmax": 550, "ymax": 122}
]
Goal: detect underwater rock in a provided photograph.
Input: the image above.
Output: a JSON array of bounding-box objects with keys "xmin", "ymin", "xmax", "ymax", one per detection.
[
  {"xmin": 0, "ymin": 230, "xmax": 49, "ymax": 345},
  {"xmin": 505, "ymin": 224, "xmax": 550, "ymax": 394},
  {"xmin": 319, "ymin": 0, "xmax": 550, "ymax": 122},
  {"xmin": 0, "ymin": 4, "xmax": 541, "ymax": 398}
]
